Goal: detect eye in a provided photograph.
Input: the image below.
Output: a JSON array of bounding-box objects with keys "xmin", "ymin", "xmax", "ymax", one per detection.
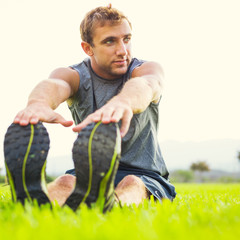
[
  {"xmin": 106, "ymin": 40, "xmax": 113, "ymax": 44},
  {"xmin": 104, "ymin": 39, "xmax": 114, "ymax": 45},
  {"xmin": 124, "ymin": 36, "xmax": 131, "ymax": 43}
]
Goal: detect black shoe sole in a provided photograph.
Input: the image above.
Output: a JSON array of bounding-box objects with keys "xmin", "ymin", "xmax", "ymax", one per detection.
[
  {"xmin": 64, "ymin": 122, "xmax": 121, "ymax": 212},
  {"xmin": 4, "ymin": 122, "xmax": 50, "ymax": 205}
]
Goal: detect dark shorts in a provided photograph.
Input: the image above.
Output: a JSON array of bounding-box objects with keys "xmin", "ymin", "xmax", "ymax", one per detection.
[{"xmin": 65, "ymin": 163, "xmax": 176, "ymax": 202}]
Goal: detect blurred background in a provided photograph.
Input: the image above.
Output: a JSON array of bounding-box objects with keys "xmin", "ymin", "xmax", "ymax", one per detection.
[{"xmin": 1, "ymin": 0, "xmax": 240, "ymax": 182}]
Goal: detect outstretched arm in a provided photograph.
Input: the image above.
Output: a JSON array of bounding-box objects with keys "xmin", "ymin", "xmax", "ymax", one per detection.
[
  {"xmin": 14, "ymin": 67, "xmax": 79, "ymax": 126},
  {"xmin": 73, "ymin": 61, "xmax": 164, "ymax": 137}
]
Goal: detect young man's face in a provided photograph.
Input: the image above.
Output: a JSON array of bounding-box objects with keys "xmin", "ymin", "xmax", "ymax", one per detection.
[{"xmin": 89, "ymin": 19, "xmax": 132, "ymax": 80}]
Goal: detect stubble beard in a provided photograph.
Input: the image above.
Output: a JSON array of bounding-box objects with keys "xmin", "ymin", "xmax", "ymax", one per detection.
[{"xmin": 107, "ymin": 59, "xmax": 130, "ymax": 79}]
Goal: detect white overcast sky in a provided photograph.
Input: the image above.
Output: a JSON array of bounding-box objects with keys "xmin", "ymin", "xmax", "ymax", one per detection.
[{"xmin": 1, "ymin": 0, "xmax": 240, "ymax": 166}]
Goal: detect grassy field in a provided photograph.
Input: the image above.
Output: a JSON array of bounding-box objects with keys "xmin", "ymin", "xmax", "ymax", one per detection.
[{"xmin": 0, "ymin": 183, "xmax": 239, "ymax": 240}]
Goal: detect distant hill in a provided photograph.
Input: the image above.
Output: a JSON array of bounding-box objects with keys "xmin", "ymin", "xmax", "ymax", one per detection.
[
  {"xmin": 171, "ymin": 169, "xmax": 240, "ymax": 183},
  {"xmin": 44, "ymin": 139, "xmax": 240, "ymax": 176},
  {"xmin": 160, "ymin": 139, "xmax": 240, "ymax": 172},
  {"xmin": 2, "ymin": 139, "xmax": 239, "ymax": 176}
]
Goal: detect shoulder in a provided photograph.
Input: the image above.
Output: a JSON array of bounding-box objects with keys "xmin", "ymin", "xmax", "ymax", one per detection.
[
  {"xmin": 132, "ymin": 61, "xmax": 164, "ymax": 78},
  {"xmin": 49, "ymin": 66, "xmax": 80, "ymax": 96},
  {"xmin": 69, "ymin": 58, "xmax": 90, "ymax": 74}
]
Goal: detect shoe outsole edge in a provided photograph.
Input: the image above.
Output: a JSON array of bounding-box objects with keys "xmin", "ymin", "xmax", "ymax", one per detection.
[
  {"xmin": 4, "ymin": 122, "xmax": 50, "ymax": 205},
  {"xmin": 65, "ymin": 122, "xmax": 121, "ymax": 212}
]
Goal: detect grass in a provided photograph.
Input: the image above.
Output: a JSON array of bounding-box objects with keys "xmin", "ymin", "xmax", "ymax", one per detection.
[{"xmin": 0, "ymin": 183, "xmax": 240, "ymax": 240}]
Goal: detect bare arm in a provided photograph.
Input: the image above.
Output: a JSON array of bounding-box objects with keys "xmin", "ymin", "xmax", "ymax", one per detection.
[
  {"xmin": 14, "ymin": 67, "xmax": 79, "ymax": 126},
  {"xmin": 116, "ymin": 61, "xmax": 164, "ymax": 113},
  {"xmin": 73, "ymin": 61, "xmax": 164, "ymax": 137}
]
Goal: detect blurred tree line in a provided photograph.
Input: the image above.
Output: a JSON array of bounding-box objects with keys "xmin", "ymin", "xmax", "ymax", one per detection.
[{"xmin": 170, "ymin": 159, "xmax": 240, "ymax": 183}]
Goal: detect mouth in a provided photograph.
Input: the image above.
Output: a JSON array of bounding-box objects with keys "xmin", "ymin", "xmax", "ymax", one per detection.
[{"xmin": 113, "ymin": 59, "xmax": 128, "ymax": 66}]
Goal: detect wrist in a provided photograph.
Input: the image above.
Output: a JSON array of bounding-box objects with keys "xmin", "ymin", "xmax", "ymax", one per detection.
[
  {"xmin": 27, "ymin": 99, "xmax": 49, "ymax": 107},
  {"xmin": 111, "ymin": 95, "xmax": 132, "ymax": 109}
]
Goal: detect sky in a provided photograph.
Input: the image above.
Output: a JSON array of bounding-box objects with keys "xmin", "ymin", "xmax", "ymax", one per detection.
[{"xmin": 1, "ymin": 0, "xmax": 240, "ymax": 169}]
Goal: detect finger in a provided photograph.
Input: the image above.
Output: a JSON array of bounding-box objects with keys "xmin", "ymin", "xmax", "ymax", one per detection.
[
  {"xmin": 18, "ymin": 111, "xmax": 37, "ymax": 126},
  {"xmin": 92, "ymin": 110, "xmax": 103, "ymax": 122},
  {"xmin": 110, "ymin": 108, "xmax": 124, "ymax": 123},
  {"xmin": 101, "ymin": 107, "xmax": 115, "ymax": 123},
  {"xmin": 72, "ymin": 116, "xmax": 95, "ymax": 132},
  {"xmin": 14, "ymin": 108, "xmax": 40, "ymax": 126},
  {"xmin": 48, "ymin": 112, "xmax": 73, "ymax": 127},
  {"xmin": 53, "ymin": 113, "xmax": 73, "ymax": 127},
  {"xmin": 13, "ymin": 111, "xmax": 23, "ymax": 124},
  {"xmin": 72, "ymin": 121, "xmax": 89, "ymax": 132},
  {"xmin": 119, "ymin": 111, "xmax": 133, "ymax": 137},
  {"xmin": 29, "ymin": 116, "xmax": 39, "ymax": 125},
  {"xmin": 60, "ymin": 120, "xmax": 74, "ymax": 127}
]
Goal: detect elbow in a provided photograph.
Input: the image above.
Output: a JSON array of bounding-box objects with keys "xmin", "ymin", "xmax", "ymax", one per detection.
[{"xmin": 145, "ymin": 75, "xmax": 164, "ymax": 103}]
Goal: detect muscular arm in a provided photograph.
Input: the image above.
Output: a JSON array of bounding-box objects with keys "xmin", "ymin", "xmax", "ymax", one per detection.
[
  {"xmin": 14, "ymin": 67, "xmax": 79, "ymax": 126},
  {"xmin": 73, "ymin": 61, "xmax": 164, "ymax": 137},
  {"xmin": 116, "ymin": 61, "xmax": 164, "ymax": 113}
]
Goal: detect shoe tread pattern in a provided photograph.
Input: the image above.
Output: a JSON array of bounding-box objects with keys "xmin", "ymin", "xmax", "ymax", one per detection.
[
  {"xmin": 4, "ymin": 122, "xmax": 50, "ymax": 205},
  {"xmin": 65, "ymin": 122, "xmax": 120, "ymax": 211}
]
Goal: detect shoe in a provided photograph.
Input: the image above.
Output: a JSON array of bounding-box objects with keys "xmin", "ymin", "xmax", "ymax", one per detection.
[
  {"xmin": 4, "ymin": 122, "xmax": 50, "ymax": 205},
  {"xmin": 64, "ymin": 122, "xmax": 121, "ymax": 212}
]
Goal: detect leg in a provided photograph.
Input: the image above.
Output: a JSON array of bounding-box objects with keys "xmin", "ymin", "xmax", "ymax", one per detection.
[
  {"xmin": 115, "ymin": 175, "xmax": 150, "ymax": 206},
  {"xmin": 47, "ymin": 174, "xmax": 76, "ymax": 206}
]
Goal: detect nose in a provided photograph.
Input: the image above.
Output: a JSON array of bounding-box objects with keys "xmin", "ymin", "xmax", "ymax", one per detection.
[{"xmin": 116, "ymin": 40, "xmax": 127, "ymax": 56}]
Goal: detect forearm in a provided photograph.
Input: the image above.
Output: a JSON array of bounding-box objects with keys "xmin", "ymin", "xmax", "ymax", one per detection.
[
  {"xmin": 27, "ymin": 79, "xmax": 72, "ymax": 110},
  {"xmin": 114, "ymin": 75, "xmax": 162, "ymax": 114},
  {"xmin": 14, "ymin": 68, "xmax": 76, "ymax": 126}
]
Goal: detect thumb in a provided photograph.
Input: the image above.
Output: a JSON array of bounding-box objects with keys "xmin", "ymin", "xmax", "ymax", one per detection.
[
  {"xmin": 52, "ymin": 113, "xmax": 73, "ymax": 127},
  {"xmin": 60, "ymin": 120, "xmax": 74, "ymax": 127}
]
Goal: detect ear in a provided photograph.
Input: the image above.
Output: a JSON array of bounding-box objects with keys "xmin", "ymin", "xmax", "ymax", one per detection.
[{"xmin": 81, "ymin": 41, "xmax": 94, "ymax": 56}]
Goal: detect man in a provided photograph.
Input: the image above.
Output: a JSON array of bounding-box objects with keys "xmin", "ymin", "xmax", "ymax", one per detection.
[{"xmin": 4, "ymin": 5, "xmax": 176, "ymax": 211}]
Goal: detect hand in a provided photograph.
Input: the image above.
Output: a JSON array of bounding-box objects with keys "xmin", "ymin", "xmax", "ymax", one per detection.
[
  {"xmin": 72, "ymin": 96, "xmax": 133, "ymax": 137},
  {"xmin": 14, "ymin": 102, "xmax": 73, "ymax": 127}
]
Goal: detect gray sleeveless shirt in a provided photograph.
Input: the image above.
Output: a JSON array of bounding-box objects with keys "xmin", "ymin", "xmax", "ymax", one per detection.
[{"xmin": 68, "ymin": 58, "xmax": 169, "ymax": 179}]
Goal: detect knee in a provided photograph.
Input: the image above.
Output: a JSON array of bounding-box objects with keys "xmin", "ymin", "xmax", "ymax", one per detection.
[
  {"xmin": 117, "ymin": 175, "xmax": 145, "ymax": 189},
  {"xmin": 115, "ymin": 175, "xmax": 149, "ymax": 204},
  {"xmin": 53, "ymin": 174, "xmax": 76, "ymax": 190}
]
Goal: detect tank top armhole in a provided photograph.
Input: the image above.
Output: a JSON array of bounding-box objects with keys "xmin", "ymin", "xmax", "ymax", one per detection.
[
  {"xmin": 129, "ymin": 58, "xmax": 145, "ymax": 78},
  {"xmin": 68, "ymin": 59, "xmax": 90, "ymax": 107}
]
